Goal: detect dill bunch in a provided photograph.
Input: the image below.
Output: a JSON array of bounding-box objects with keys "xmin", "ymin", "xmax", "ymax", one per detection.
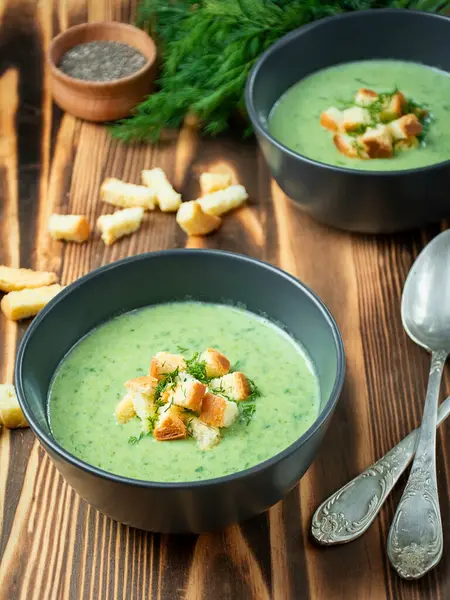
[{"xmin": 110, "ymin": 0, "xmax": 450, "ymax": 142}]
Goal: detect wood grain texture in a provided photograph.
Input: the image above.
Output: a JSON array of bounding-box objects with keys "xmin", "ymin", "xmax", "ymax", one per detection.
[{"xmin": 0, "ymin": 1, "xmax": 449, "ymax": 598}]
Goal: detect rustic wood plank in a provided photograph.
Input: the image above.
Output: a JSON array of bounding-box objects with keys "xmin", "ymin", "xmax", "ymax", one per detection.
[{"xmin": 0, "ymin": 1, "xmax": 450, "ymax": 599}]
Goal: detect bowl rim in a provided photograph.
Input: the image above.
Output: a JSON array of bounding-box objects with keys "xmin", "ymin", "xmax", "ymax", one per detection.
[
  {"xmin": 47, "ymin": 21, "xmax": 157, "ymax": 89},
  {"xmin": 15, "ymin": 249, "xmax": 346, "ymax": 489},
  {"xmin": 245, "ymin": 8, "xmax": 450, "ymax": 177}
]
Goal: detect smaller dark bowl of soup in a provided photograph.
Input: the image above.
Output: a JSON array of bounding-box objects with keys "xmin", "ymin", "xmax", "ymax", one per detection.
[
  {"xmin": 245, "ymin": 9, "xmax": 450, "ymax": 233},
  {"xmin": 14, "ymin": 250, "xmax": 344, "ymax": 533}
]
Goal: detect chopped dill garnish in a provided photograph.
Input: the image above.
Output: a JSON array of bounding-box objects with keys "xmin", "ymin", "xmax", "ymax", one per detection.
[
  {"xmin": 185, "ymin": 352, "xmax": 209, "ymax": 383},
  {"xmin": 176, "ymin": 345, "xmax": 189, "ymax": 354},
  {"xmin": 154, "ymin": 367, "xmax": 180, "ymax": 402},
  {"xmin": 230, "ymin": 360, "xmax": 242, "ymax": 372},
  {"xmin": 247, "ymin": 378, "xmax": 261, "ymax": 402},
  {"xmin": 241, "ymin": 403, "xmax": 256, "ymax": 426},
  {"xmin": 210, "ymin": 385, "xmax": 235, "ymax": 403},
  {"xmin": 128, "ymin": 431, "xmax": 147, "ymax": 445}
]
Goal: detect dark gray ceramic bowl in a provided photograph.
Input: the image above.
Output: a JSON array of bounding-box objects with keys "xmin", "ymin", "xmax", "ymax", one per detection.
[
  {"xmin": 245, "ymin": 9, "xmax": 450, "ymax": 233},
  {"xmin": 15, "ymin": 250, "xmax": 344, "ymax": 533}
]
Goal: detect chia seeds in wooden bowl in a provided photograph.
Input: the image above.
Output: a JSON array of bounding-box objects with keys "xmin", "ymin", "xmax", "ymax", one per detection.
[{"xmin": 58, "ymin": 40, "xmax": 147, "ymax": 82}]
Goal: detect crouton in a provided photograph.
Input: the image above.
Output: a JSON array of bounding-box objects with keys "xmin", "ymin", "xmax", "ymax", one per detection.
[
  {"xmin": 387, "ymin": 114, "xmax": 422, "ymax": 141},
  {"xmin": 150, "ymin": 352, "xmax": 186, "ymax": 380},
  {"xmin": 115, "ymin": 394, "xmax": 136, "ymax": 424},
  {"xmin": 196, "ymin": 184, "xmax": 248, "ymax": 216},
  {"xmin": 200, "ymin": 348, "xmax": 230, "ymax": 378},
  {"xmin": 360, "ymin": 125, "xmax": 393, "ymax": 159},
  {"xmin": 379, "ymin": 92, "xmax": 406, "ymax": 121},
  {"xmin": 0, "ymin": 266, "xmax": 58, "ymax": 293},
  {"xmin": 48, "ymin": 214, "xmax": 91, "ymax": 243},
  {"xmin": 199, "ymin": 172, "xmax": 232, "ymax": 195},
  {"xmin": 209, "ymin": 372, "xmax": 251, "ymax": 402},
  {"xmin": 97, "ymin": 207, "xmax": 144, "ymax": 246},
  {"xmin": 125, "ymin": 375, "xmax": 157, "ymax": 397},
  {"xmin": 164, "ymin": 374, "xmax": 207, "ymax": 412},
  {"xmin": 141, "ymin": 168, "xmax": 181, "ymax": 212},
  {"xmin": 154, "ymin": 405, "xmax": 187, "ymax": 441},
  {"xmin": 200, "ymin": 392, "xmax": 239, "ymax": 428},
  {"xmin": 355, "ymin": 88, "xmax": 378, "ymax": 107},
  {"xmin": 1, "ymin": 284, "xmax": 63, "ymax": 321},
  {"xmin": 341, "ymin": 107, "xmax": 371, "ymax": 132},
  {"xmin": 125, "ymin": 377, "xmax": 157, "ymax": 431},
  {"xmin": 176, "ymin": 201, "xmax": 222, "ymax": 236},
  {"xmin": 320, "ymin": 107, "xmax": 343, "ymax": 132},
  {"xmin": 395, "ymin": 137, "xmax": 420, "ymax": 152},
  {"xmin": 333, "ymin": 134, "xmax": 368, "ymax": 159},
  {"xmin": 188, "ymin": 416, "xmax": 221, "ymax": 450},
  {"xmin": 0, "ymin": 384, "xmax": 28, "ymax": 429},
  {"xmin": 101, "ymin": 178, "xmax": 156, "ymax": 210}
]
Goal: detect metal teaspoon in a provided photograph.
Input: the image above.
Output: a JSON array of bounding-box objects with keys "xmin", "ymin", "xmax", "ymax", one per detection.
[{"xmin": 311, "ymin": 394, "xmax": 450, "ymax": 546}]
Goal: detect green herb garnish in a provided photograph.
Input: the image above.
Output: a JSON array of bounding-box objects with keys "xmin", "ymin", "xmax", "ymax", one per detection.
[
  {"xmin": 185, "ymin": 353, "xmax": 209, "ymax": 383},
  {"xmin": 176, "ymin": 345, "xmax": 189, "ymax": 354},
  {"xmin": 128, "ymin": 432, "xmax": 147, "ymax": 445},
  {"xmin": 110, "ymin": 0, "xmax": 450, "ymax": 142},
  {"xmin": 247, "ymin": 378, "xmax": 261, "ymax": 402},
  {"xmin": 241, "ymin": 403, "xmax": 256, "ymax": 426},
  {"xmin": 154, "ymin": 367, "xmax": 180, "ymax": 403}
]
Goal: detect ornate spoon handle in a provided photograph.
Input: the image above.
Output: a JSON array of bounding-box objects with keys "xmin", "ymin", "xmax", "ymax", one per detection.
[
  {"xmin": 387, "ymin": 349, "xmax": 447, "ymax": 579},
  {"xmin": 312, "ymin": 390, "xmax": 450, "ymax": 547}
]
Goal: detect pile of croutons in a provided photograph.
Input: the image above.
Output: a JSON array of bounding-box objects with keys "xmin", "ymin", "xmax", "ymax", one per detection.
[
  {"xmin": 116, "ymin": 349, "xmax": 257, "ymax": 450},
  {"xmin": 49, "ymin": 168, "xmax": 248, "ymax": 246},
  {"xmin": 320, "ymin": 88, "xmax": 427, "ymax": 160}
]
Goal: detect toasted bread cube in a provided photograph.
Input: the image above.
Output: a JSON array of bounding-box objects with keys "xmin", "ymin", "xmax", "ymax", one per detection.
[
  {"xmin": 395, "ymin": 137, "xmax": 420, "ymax": 152},
  {"xmin": 333, "ymin": 134, "xmax": 368, "ymax": 159},
  {"xmin": 176, "ymin": 201, "xmax": 222, "ymax": 236},
  {"xmin": 355, "ymin": 88, "xmax": 378, "ymax": 107},
  {"xmin": 154, "ymin": 405, "xmax": 187, "ymax": 441},
  {"xmin": 115, "ymin": 394, "xmax": 136, "ymax": 424},
  {"xmin": 125, "ymin": 383, "xmax": 156, "ymax": 432},
  {"xmin": 100, "ymin": 178, "xmax": 156, "ymax": 210},
  {"xmin": 1, "ymin": 284, "xmax": 63, "ymax": 321},
  {"xmin": 48, "ymin": 214, "xmax": 90, "ymax": 243},
  {"xmin": 150, "ymin": 352, "xmax": 186, "ymax": 380},
  {"xmin": 341, "ymin": 107, "xmax": 371, "ymax": 132},
  {"xmin": 164, "ymin": 374, "xmax": 207, "ymax": 412},
  {"xmin": 209, "ymin": 372, "xmax": 251, "ymax": 402},
  {"xmin": 188, "ymin": 416, "xmax": 221, "ymax": 450},
  {"xmin": 0, "ymin": 384, "xmax": 28, "ymax": 429},
  {"xmin": 141, "ymin": 168, "xmax": 181, "ymax": 212},
  {"xmin": 360, "ymin": 125, "xmax": 393, "ymax": 159},
  {"xmin": 320, "ymin": 107, "xmax": 343, "ymax": 132},
  {"xmin": 199, "ymin": 172, "xmax": 232, "ymax": 195},
  {"xmin": 200, "ymin": 348, "xmax": 230, "ymax": 378},
  {"xmin": 196, "ymin": 185, "xmax": 248, "ymax": 216},
  {"xmin": 380, "ymin": 92, "xmax": 406, "ymax": 121},
  {"xmin": 200, "ymin": 392, "xmax": 239, "ymax": 428},
  {"xmin": 125, "ymin": 375, "xmax": 157, "ymax": 397},
  {"xmin": 0, "ymin": 266, "xmax": 58, "ymax": 293},
  {"xmin": 387, "ymin": 114, "xmax": 422, "ymax": 141},
  {"xmin": 97, "ymin": 207, "xmax": 144, "ymax": 246}
]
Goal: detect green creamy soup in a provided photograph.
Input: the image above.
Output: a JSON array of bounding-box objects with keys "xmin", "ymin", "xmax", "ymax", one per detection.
[
  {"xmin": 269, "ymin": 60, "xmax": 450, "ymax": 171},
  {"xmin": 48, "ymin": 302, "xmax": 320, "ymax": 482}
]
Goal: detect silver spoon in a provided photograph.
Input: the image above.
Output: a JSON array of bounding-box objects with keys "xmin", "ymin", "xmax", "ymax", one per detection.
[
  {"xmin": 311, "ymin": 394, "xmax": 450, "ymax": 546},
  {"xmin": 386, "ymin": 230, "xmax": 450, "ymax": 579}
]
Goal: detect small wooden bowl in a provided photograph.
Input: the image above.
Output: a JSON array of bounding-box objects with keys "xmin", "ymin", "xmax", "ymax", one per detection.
[{"xmin": 48, "ymin": 21, "xmax": 157, "ymax": 122}]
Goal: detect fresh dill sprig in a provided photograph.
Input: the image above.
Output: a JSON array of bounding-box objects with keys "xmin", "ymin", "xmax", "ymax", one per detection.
[
  {"xmin": 240, "ymin": 403, "xmax": 256, "ymax": 425},
  {"xmin": 185, "ymin": 353, "xmax": 209, "ymax": 383},
  {"xmin": 176, "ymin": 345, "xmax": 189, "ymax": 354},
  {"xmin": 128, "ymin": 431, "xmax": 147, "ymax": 444},
  {"xmin": 110, "ymin": 0, "xmax": 450, "ymax": 142},
  {"xmin": 154, "ymin": 367, "xmax": 180, "ymax": 402},
  {"xmin": 247, "ymin": 378, "xmax": 261, "ymax": 402}
]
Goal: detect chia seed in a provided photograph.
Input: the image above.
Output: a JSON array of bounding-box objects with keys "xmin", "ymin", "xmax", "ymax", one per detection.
[{"xmin": 58, "ymin": 41, "xmax": 147, "ymax": 82}]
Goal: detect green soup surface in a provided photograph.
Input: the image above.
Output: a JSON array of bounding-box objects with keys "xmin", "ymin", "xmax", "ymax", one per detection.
[
  {"xmin": 48, "ymin": 302, "xmax": 320, "ymax": 482},
  {"xmin": 269, "ymin": 60, "xmax": 450, "ymax": 171}
]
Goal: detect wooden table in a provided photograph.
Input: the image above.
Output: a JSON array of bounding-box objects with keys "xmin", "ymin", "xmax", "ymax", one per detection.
[{"xmin": 0, "ymin": 2, "xmax": 449, "ymax": 599}]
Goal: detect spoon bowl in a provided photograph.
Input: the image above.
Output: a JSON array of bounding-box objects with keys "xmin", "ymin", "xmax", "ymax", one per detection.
[{"xmin": 401, "ymin": 230, "xmax": 450, "ymax": 352}]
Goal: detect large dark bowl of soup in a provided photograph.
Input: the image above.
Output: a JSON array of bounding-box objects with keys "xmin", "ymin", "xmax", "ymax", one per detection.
[
  {"xmin": 15, "ymin": 250, "xmax": 344, "ymax": 533},
  {"xmin": 245, "ymin": 9, "xmax": 450, "ymax": 233}
]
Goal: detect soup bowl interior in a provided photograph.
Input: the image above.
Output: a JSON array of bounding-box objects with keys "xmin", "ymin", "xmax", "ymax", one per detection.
[
  {"xmin": 16, "ymin": 250, "xmax": 344, "ymax": 532},
  {"xmin": 246, "ymin": 9, "xmax": 450, "ymax": 233}
]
